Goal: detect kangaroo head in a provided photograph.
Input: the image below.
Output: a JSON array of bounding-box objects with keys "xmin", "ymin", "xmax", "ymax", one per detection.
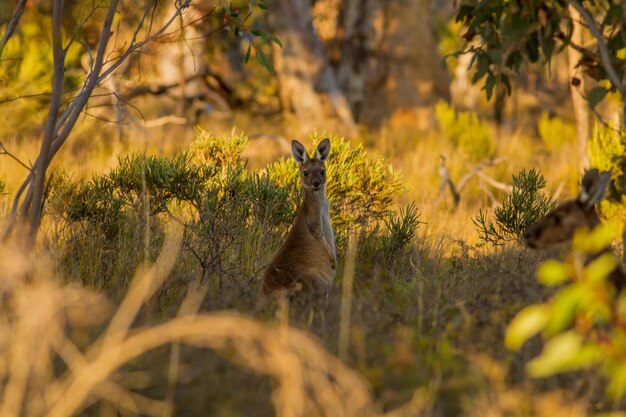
[
  {"xmin": 291, "ymin": 138, "xmax": 331, "ymax": 192},
  {"xmin": 523, "ymin": 169, "xmax": 611, "ymax": 249}
]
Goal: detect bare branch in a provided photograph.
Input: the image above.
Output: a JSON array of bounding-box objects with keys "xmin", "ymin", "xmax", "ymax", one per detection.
[
  {"xmin": 0, "ymin": 143, "xmax": 31, "ymax": 171},
  {"xmin": 53, "ymin": 0, "xmax": 192, "ymax": 154},
  {"xmin": 566, "ymin": 0, "xmax": 624, "ymax": 94},
  {"xmin": 23, "ymin": 0, "xmax": 66, "ymax": 244},
  {"xmin": 457, "ymin": 157, "xmax": 507, "ymax": 192},
  {"xmin": 476, "ymin": 171, "xmax": 513, "ymax": 192},
  {"xmin": 0, "ymin": 0, "xmax": 27, "ymax": 59},
  {"xmin": 141, "ymin": 115, "xmax": 188, "ymax": 128},
  {"xmin": 0, "ymin": 93, "xmax": 53, "ymax": 105}
]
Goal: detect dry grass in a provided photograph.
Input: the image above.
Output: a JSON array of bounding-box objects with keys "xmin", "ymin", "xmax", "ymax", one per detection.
[
  {"xmin": 0, "ymin": 223, "xmax": 443, "ymax": 417},
  {"xmin": 0, "ymin": 112, "xmax": 612, "ymax": 417}
]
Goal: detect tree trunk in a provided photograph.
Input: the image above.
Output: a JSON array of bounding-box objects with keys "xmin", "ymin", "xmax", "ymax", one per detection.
[
  {"xmin": 334, "ymin": 0, "xmax": 378, "ymax": 120},
  {"xmin": 567, "ymin": 5, "xmax": 590, "ymax": 172},
  {"xmin": 353, "ymin": 0, "xmax": 451, "ymax": 125},
  {"xmin": 267, "ymin": 0, "xmax": 356, "ymax": 134}
]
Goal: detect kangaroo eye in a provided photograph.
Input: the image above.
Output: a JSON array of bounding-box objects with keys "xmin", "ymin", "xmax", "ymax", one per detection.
[
  {"xmin": 321, "ymin": 169, "xmax": 325, "ymax": 175},
  {"xmin": 303, "ymin": 170, "xmax": 309, "ymax": 176},
  {"xmin": 554, "ymin": 214, "xmax": 562, "ymax": 225}
]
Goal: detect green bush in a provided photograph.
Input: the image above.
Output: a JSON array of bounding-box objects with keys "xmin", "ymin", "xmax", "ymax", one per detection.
[
  {"xmin": 435, "ymin": 101, "xmax": 494, "ymax": 162},
  {"xmin": 474, "ymin": 168, "xmax": 556, "ymax": 246},
  {"xmin": 48, "ymin": 130, "xmax": 414, "ymax": 292},
  {"xmin": 381, "ymin": 203, "xmax": 422, "ymax": 259},
  {"xmin": 537, "ymin": 112, "xmax": 576, "ymax": 151},
  {"xmin": 266, "ymin": 134, "xmax": 405, "ymax": 235},
  {"xmin": 188, "ymin": 128, "xmax": 248, "ymax": 168}
]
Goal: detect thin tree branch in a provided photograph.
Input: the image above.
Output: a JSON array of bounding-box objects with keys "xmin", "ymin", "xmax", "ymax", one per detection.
[
  {"xmin": 0, "ymin": 143, "xmax": 31, "ymax": 171},
  {"xmin": 53, "ymin": 0, "xmax": 192, "ymax": 152},
  {"xmin": 24, "ymin": 0, "xmax": 66, "ymax": 245},
  {"xmin": 566, "ymin": 0, "xmax": 624, "ymax": 93},
  {"xmin": 0, "ymin": 0, "xmax": 27, "ymax": 59},
  {"xmin": 4, "ymin": 0, "xmax": 195, "ymax": 244},
  {"xmin": 457, "ymin": 157, "xmax": 507, "ymax": 192},
  {"xmin": 0, "ymin": 93, "xmax": 54, "ymax": 105},
  {"xmin": 2, "ymin": 171, "xmax": 31, "ymax": 241}
]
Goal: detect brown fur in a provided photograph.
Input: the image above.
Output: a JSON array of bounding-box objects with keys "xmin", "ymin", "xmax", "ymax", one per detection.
[
  {"xmin": 523, "ymin": 200, "xmax": 600, "ymax": 249},
  {"xmin": 523, "ymin": 169, "xmax": 626, "ymax": 290},
  {"xmin": 262, "ymin": 139, "xmax": 336, "ymax": 297}
]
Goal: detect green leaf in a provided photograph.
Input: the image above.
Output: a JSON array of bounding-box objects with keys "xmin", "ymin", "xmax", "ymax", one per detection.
[
  {"xmin": 587, "ymin": 86, "xmax": 608, "ymax": 109},
  {"xmin": 472, "ymin": 53, "xmax": 490, "ymax": 83},
  {"xmin": 584, "ymin": 253, "xmax": 618, "ymax": 284},
  {"xmin": 573, "ymin": 223, "xmax": 615, "ymax": 253},
  {"xmin": 484, "ymin": 73, "xmax": 496, "ymax": 100},
  {"xmin": 502, "ymin": 14, "xmax": 533, "ymax": 42},
  {"xmin": 505, "ymin": 51, "xmax": 522, "ymax": 71},
  {"xmin": 527, "ymin": 332, "xmax": 600, "ymax": 378},
  {"xmin": 255, "ymin": 48, "xmax": 275, "ymax": 74},
  {"xmin": 501, "ymin": 74, "xmax": 511, "ymax": 95},
  {"xmin": 603, "ymin": 5, "xmax": 624, "ymax": 26},
  {"xmin": 505, "ymin": 304, "xmax": 549, "ymax": 350},
  {"xmin": 269, "ymin": 34, "xmax": 282, "ymax": 48},
  {"xmin": 545, "ymin": 285, "xmax": 585, "ymax": 335},
  {"xmin": 244, "ymin": 43, "xmax": 251, "ymax": 64},
  {"xmin": 537, "ymin": 260, "xmax": 571, "ymax": 286},
  {"xmin": 607, "ymin": 363, "xmax": 626, "ymax": 399}
]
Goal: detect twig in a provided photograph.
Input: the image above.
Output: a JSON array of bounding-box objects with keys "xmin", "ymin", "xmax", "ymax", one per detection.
[
  {"xmin": 0, "ymin": 0, "xmax": 27, "ymax": 59},
  {"xmin": 0, "ymin": 143, "xmax": 31, "ymax": 171},
  {"xmin": 0, "ymin": 93, "xmax": 53, "ymax": 105}
]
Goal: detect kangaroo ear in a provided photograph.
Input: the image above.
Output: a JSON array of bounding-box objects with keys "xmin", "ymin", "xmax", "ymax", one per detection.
[
  {"xmin": 315, "ymin": 138, "xmax": 331, "ymax": 162},
  {"xmin": 579, "ymin": 168, "xmax": 611, "ymax": 209},
  {"xmin": 291, "ymin": 140, "xmax": 309, "ymax": 164}
]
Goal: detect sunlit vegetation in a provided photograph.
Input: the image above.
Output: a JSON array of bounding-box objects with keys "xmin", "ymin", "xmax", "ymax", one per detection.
[{"xmin": 1, "ymin": 0, "xmax": 626, "ymax": 416}]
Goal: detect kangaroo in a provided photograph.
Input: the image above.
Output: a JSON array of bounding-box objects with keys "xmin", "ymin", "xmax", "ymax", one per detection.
[
  {"xmin": 523, "ymin": 169, "xmax": 626, "ymax": 290},
  {"xmin": 262, "ymin": 138, "xmax": 337, "ymax": 297}
]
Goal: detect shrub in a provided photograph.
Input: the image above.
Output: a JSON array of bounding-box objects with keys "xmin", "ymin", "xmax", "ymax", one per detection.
[
  {"xmin": 435, "ymin": 101, "xmax": 494, "ymax": 162},
  {"xmin": 506, "ymin": 225, "xmax": 626, "ymax": 399},
  {"xmin": 380, "ymin": 203, "xmax": 422, "ymax": 259},
  {"xmin": 474, "ymin": 168, "xmax": 556, "ymax": 246},
  {"xmin": 188, "ymin": 128, "xmax": 248, "ymax": 169},
  {"xmin": 48, "ymin": 130, "xmax": 414, "ymax": 293},
  {"xmin": 266, "ymin": 134, "xmax": 405, "ymax": 235},
  {"xmin": 537, "ymin": 113, "xmax": 576, "ymax": 151}
]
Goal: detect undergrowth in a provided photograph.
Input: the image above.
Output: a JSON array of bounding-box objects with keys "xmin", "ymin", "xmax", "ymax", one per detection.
[{"xmin": 47, "ymin": 130, "xmax": 417, "ymax": 301}]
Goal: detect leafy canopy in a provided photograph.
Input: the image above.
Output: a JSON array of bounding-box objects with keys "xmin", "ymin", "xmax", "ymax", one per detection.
[{"xmin": 454, "ymin": 0, "xmax": 626, "ymax": 107}]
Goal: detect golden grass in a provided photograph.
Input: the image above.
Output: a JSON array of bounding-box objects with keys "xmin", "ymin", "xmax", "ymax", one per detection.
[{"xmin": 0, "ymin": 113, "xmax": 601, "ymax": 417}]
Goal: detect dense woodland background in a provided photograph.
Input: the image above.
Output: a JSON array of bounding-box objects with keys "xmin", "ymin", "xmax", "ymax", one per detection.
[{"xmin": 1, "ymin": 1, "xmax": 626, "ymax": 416}]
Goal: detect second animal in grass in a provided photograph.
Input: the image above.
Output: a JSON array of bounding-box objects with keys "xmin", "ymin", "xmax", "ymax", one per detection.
[
  {"xmin": 523, "ymin": 168, "xmax": 626, "ymax": 290},
  {"xmin": 262, "ymin": 138, "xmax": 337, "ymax": 296}
]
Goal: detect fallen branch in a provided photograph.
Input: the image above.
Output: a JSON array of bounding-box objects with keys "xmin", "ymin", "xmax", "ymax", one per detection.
[{"xmin": 435, "ymin": 156, "xmax": 509, "ymax": 209}]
